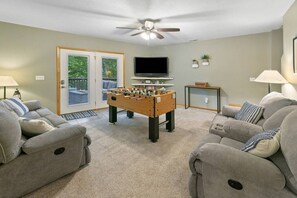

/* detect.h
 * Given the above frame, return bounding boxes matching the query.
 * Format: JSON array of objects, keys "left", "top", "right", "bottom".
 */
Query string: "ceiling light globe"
[
  {"left": 150, "top": 32, "right": 156, "bottom": 39},
  {"left": 141, "top": 32, "right": 150, "bottom": 40}
]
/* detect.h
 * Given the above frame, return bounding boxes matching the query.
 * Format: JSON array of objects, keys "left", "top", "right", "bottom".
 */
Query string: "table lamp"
[
  {"left": 0, "top": 76, "right": 19, "bottom": 99},
  {"left": 254, "top": 70, "right": 288, "bottom": 93}
]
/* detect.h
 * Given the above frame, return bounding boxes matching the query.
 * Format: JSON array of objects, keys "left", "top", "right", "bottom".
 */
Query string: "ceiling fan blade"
[
  {"left": 157, "top": 28, "right": 180, "bottom": 32},
  {"left": 152, "top": 31, "right": 164, "bottom": 39},
  {"left": 116, "top": 27, "right": 138, "bottom": 30},
  {"left": 131, "top": 31, "right": 145, "bottom": 36}
]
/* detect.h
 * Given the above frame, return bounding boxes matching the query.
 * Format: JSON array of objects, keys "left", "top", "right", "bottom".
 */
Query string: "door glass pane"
[
  {"left": 102, "top": 58, "right": 117, "bottom": 101},
  {"left": 68, "top": 55, "right": 89, "bottom": 105}
]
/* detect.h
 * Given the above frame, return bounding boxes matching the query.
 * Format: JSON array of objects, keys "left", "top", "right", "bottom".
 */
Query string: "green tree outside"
[
  {"left": 102, "top": 58, "right": 117, "bottom": 80},
  {"left": 68, "top": 56, "right": 88, "bottom": 78}
]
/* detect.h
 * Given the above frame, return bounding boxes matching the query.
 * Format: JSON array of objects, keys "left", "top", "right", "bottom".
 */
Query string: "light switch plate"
[{"left": 36, "top": 75, "right": 45, "bottom": 80}]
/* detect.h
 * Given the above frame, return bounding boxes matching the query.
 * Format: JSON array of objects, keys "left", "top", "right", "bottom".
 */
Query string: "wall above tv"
[{"left": 134, "top": 57, "right": 168, "bottom": 77}]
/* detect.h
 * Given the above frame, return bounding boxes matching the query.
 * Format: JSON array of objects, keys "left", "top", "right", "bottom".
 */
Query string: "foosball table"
[{"left": 107, "top": 88, "right": 176, "bottom": 142}]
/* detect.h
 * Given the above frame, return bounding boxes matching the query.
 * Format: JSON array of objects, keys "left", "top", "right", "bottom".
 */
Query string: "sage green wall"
[
  {"left": 282, "top": 1, "right": 297, "bottom": 99},
  {"left": 0, "top": 22, "right": 150, "bottom": 112},
  {"left": 0, "top": 21, "right": 283, "bottom": 112},
  {"left": 150, "top": 31, "right": 283, "bottom": 108}
]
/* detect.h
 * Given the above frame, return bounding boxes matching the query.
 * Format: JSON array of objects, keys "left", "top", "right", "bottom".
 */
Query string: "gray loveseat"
[
  {"left": 0, "top": 100, "right": 91, "bottom": 198},
  {"left": 189, "top": 92, "right": 297, "bottom": 197}
]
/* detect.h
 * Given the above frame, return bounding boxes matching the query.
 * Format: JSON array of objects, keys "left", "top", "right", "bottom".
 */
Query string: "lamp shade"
[
  {"left": 254, "top": 70, "right": 288, "bottom": 84},
  {"left": 0, "top": 76, "right": 19, "bottom": 87}
]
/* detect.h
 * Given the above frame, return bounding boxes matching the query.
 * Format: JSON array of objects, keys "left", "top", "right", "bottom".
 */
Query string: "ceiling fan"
[{"left": 116, "top": 19, "right": 180, "bottom": 40}]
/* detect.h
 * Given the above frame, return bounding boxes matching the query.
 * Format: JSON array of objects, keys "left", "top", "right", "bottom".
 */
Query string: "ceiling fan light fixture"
[
  {"left": 144, "top": 20, "right": 154, "bottom": 30},
  {"left": 141, "top": 31, "right": 156, "bottom": 40}
]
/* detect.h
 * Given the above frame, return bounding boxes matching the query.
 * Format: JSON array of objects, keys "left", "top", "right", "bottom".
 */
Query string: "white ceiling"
[{"left": 0, "top": 0, "right": 295, "bottom": 46}]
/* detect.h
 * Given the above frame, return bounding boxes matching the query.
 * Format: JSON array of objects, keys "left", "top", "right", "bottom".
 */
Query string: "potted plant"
[{"left": 201, "top": 54, "right": 211, "bottom": 65}]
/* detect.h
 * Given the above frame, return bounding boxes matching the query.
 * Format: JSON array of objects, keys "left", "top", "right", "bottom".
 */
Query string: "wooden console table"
[{"left": 184, "top": 85, "right": 221, "bottom": 113}]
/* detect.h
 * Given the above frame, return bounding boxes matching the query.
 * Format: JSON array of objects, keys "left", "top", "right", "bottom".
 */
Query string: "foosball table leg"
[
  {"left": 127, "top": 111, "right": 134, "bottom": 118},
  {"left": 149, "top": 117, "right": 159, "bottom": 143},
  {"left": 166, "top": 110, "right": 175, "bottom": 132},
  {"left": 109, "top": 105, "right": 117, "bottom": 123}
]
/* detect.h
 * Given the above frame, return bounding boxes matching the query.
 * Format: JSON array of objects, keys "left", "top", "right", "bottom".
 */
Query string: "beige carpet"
[{"left": 25, "top": 107, "right": 216, "bottom": 198}]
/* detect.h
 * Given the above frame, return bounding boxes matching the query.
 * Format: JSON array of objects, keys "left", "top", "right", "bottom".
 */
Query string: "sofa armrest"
[
  {"left": 198, "top": 143, "right": 285, "bottom": 190},
  {"left": 222, "top": 105, "right": 241, "bottom": 117},
  {"left": 22, "top": 125, "right": 86, "bottom": 154},
  {"left": 223, "top": 120, "right": 263, "bottom": 143},
  {"left": 23, "top": 100, "right": 42, "bottom": 111}
]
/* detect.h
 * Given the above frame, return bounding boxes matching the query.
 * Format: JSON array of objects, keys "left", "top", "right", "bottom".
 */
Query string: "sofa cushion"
[
  {"left": 234, "top": 101, "right": 264, "bottom": 124},
  {"left": 3, "top": 97, "right": 29, "bottom": 116},
  {"left": 23, "top": 100, "right": 42, "bottom": 111},
  {"left": 221, "top": 105, "right": 241, "bottom": 117},
  {"left": 220, "top": 137, "right": 245, "bottom": 150},
  {"left": 263, "top": 105, "right": 297, "bottom": 131},
  {"left": 0, "top": 107, "right": 22, "bottom": 163},
  {"left": 241, "top": 128, "right": 280, "bottom": 158},
  {"left": 19, "top": 118, "right": 55, "bottom": 137},
  {"left": 281, "top": 109, "right": 297, "bottom": 183},
  {"left": 259, "top": 92, "right": 296, "bottom": 119}
]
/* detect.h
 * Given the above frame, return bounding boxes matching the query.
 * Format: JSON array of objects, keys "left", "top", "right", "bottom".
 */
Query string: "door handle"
[{"left": 61, "top": 86, "right": 66, "bottom": 88}]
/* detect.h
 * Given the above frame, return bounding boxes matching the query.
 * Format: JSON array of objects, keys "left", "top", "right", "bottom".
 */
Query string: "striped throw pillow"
[
  {"left": 241, "top": 128, "right": 280, "bottom": 158},
  {"left": 235, "top": 101, "right": 264, "bottom": 124},
  {"left": 3, "top": 97, "right": 29, "bottom": 116}
]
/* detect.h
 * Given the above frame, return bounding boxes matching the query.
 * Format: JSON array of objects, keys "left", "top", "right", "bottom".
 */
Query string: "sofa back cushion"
[
  {"left": 263, "top": 105, "right": 297, "bottom": 131},
  {"left": 259, "top": 92, "right": 296, "bottom": 119},
  {"left": 0, "top": 107, "right": 22, "bottom": 163},
  {"left": 280, "top": 109, "right": 297, "bottom": 183}
]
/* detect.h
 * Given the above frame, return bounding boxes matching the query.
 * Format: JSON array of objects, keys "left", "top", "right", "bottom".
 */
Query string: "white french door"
[
  {"left": 59, "top": 48, "right": 124, "bottom": 114},
  {"left": 95, "top": 53, "right": 124, "bottom": 107}
]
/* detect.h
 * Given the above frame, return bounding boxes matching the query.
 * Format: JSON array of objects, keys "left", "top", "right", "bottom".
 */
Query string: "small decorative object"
[
  {"left": 195, "top": 82, "right": 209, "bottom": 87},
  {"left": 192, "top": 60, "right": 199, "bottom": 68},
  {"left": 201, "top": 54, "right": 211, "bottom": 66},
  {"left": 13, "top": 88, "right": 22, "bottom": 100},
  {"left": 145, "top": 80, "right": 151, "bottom": 84}
]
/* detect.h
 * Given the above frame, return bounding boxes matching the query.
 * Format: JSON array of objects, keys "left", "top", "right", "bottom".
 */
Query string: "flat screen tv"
[{"left": 134, "top": 57, "right": 168, "bottom": 77}]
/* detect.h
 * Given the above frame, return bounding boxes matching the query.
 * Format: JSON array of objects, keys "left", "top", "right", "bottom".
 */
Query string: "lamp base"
[{"left": 3, "top": 86, "right": 6, "bottom": 99}]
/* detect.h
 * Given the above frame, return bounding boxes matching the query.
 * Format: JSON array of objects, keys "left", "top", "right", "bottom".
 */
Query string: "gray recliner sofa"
[
  {"left": 189, "top": 108, "right": 297, "bottom": 198},
  {"left": 0, "top": 100, "right": 91, "bottom": 198},
  {"left": 189, "top": 92, "right": 297, "bottom": 197}
]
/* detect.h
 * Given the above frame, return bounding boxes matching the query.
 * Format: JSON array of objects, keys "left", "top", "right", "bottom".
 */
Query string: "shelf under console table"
[{"left": 184, "top": 85, "right": 221, "bottom": 113}]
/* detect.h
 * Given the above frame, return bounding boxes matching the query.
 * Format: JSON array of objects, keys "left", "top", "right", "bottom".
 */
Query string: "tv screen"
[{"left": 134, "top": 57, "right": 168, "bottom": 77}]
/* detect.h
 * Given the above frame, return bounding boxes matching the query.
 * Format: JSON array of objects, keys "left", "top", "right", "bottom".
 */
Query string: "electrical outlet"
[{"left": 205, "top": 97, "right": 209, "bottom": 104}]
